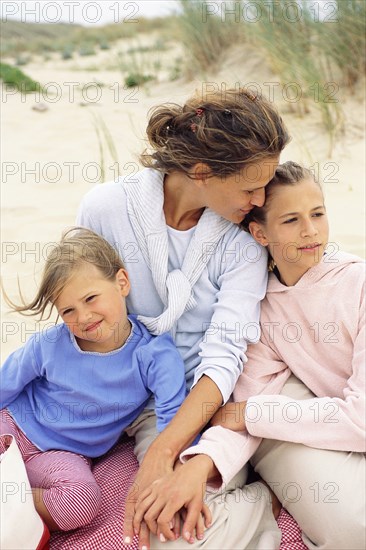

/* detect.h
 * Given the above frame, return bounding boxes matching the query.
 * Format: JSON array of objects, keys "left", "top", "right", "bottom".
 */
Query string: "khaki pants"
[
  {"left": 126, "top": 408, "right": 159, "bottom": 465},
  {"left": 127, "top": 409, "right": 281, "bottom": 550},
  {"left": 251, "top": 375, "right": 366, "bottom": 550}
]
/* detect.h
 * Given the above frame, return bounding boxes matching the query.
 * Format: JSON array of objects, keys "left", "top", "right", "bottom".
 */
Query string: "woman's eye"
[
  {"left": 283, "top": 217, "right": 297, "bottom": 224},
  {"left": 313, "top": 212, "right": 324, "bottom": 217}
]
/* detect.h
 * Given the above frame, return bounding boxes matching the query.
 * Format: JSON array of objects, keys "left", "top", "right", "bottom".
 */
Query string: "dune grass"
[
  {"left": 0, "top": 17, "right": 177, "bottom": 58},
  {"left": 176, "top": 0, "right": 245, "bottom": 76},
  {"left": 91, "top": 113, "right": 120, "bottom": 183},
  {"left": 243, "top": 0, "right": 344, "bottom": 148},
  {"left": 309, "top": 0, "right": 366, "bottom": 91},
  {"left": 175, "top": 0, "right": 365, "bottom": 147},
  {"left": 1, "top": 1, "right": 364, "bottom": 148}
]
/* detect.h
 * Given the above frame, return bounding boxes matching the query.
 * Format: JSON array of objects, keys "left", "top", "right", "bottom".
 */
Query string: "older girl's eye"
[{"left": 86, "top": 295, "right": 96, "bottom": 302}]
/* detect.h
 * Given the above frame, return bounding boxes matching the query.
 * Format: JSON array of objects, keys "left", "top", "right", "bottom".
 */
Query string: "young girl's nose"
[{"left": 78, "top": 308, "right": 93, "bottom": 323}]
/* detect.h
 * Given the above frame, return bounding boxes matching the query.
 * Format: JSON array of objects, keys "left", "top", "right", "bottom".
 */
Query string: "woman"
[{"left": 77, "top": 87, "right": 290, "bottom": 549}]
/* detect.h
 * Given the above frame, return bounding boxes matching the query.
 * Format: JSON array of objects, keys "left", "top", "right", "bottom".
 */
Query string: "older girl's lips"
[{"left": 298, "top": 243, "right": 321, "bottom": 251}]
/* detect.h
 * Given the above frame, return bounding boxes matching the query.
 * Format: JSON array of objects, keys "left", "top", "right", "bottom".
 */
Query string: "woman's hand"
[
  {"left": 123, "top": 376, "right": 222, "bottom": 548},
  {"left": 210, "top": 401, "right": 247, "bottom": 431},
  {"left": 123, "top": 444, "right": 175, "bottom": 549},
  {"left": 133, "top": 455, "right": 213, "bottom": 544}
]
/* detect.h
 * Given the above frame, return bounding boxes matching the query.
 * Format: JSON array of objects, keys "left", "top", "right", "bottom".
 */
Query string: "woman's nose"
[{"left": 250, "top": 188, "right": 265, "bottom": 207}]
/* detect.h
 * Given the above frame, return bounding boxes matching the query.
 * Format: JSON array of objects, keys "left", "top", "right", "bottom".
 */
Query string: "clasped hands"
[
  {"left": 123, "top": 400, "right": 246, "bottom": 549},
  {"left": 123, "top": 454, "right": 213, "bottom": 549}
]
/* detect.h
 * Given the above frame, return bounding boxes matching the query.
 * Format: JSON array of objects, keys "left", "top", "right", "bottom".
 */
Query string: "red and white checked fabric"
[
  {"left": 50, "top": 437, "right": 308, "bottom": 550},
  {"left": 277, "top": 508, "right": 308, "bottom": 550}
]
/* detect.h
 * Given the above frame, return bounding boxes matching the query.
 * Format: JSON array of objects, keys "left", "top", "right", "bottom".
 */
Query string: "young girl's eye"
[{"left": 62, "top": 308, "right": 73, "bottom": 316}]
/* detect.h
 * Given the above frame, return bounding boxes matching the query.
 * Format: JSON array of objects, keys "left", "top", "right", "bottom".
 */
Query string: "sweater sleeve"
[
  {"left": 76, "top": 185, "right": 106, "bottom": 234},
  {"left": 140, "top": 333, "right": 187, "bottom": 432},
  {"left": 0, "top": 336, "right": 41, "bottom": 408},
  {"left": 246, "top": 289, "right": 366, "bottom": 452},
  {"left": 180, "top": 426, "right": 262, "bottom": 489},
  {"left": 180, "top": 340, "right": 292, "bottom": 487},
  {"left": 192, "top": 231, "right": 268, "bottom": 404}
]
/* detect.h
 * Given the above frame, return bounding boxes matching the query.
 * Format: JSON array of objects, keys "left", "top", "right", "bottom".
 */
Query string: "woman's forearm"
[{"left": 149, "top": 375, "right": 223, "bottom": 460}]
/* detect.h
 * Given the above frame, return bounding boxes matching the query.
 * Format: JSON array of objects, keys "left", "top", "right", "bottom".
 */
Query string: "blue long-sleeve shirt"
[{"left": 0, "top": 316, "right": 186, "bottom": 457}]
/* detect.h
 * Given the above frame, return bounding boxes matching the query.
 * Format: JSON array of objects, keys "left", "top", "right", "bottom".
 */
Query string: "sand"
[{"left": 1, "top": 35, "right": 365, "bottom": 359}]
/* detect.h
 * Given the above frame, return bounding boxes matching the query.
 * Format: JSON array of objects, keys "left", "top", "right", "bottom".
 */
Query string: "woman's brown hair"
[{"left": 140, "top": 87, "right": 290, "bottom": 177}]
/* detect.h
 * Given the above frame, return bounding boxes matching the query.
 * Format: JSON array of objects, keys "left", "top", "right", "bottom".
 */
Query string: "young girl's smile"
[
  {"left": 251, "top": 177, "right": 329, "bottom": 286},
  {"left": 55, "top": 264, "right": 131, "bottom": 353}
]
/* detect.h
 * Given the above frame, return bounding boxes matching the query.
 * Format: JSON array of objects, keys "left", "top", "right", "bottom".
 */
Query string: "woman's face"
[
  {"left": 251, "top": 177, "right": 329, "bottom": 286},
  {"left": 203, "top": 157, "right": 279, "bottom": 224}
]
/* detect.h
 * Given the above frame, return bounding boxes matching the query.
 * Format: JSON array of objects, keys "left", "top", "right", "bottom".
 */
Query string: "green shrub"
[
  {"left": 0, "top": 62, "right": 41, "bottom": 93},
  {"left": 15, "top": 55, "right": 31, "bottom": 66},
  {"left": 124, "top": 72, "right": 154, "bottom": 88},
  {"left": 169, "top": 58, "right": 183, "bottom": 81},
  {"left": 99, "top": 41, "right": 110, "bottom": 50},
  {"left": 78, "top": 43, "right": 96, "bottom": 56}
]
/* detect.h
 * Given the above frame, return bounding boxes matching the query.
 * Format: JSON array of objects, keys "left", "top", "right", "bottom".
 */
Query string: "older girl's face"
[
  {"left": 203, "top": 157, "right": 279, "bottom": 224},
  {"left": 250, "top": 177, "right": 329, "bottom": 286}
]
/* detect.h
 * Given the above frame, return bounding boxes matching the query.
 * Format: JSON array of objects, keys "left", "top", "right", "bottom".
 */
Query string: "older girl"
[{"left": 154, "top": 161, "right": 364, "bottom": 549}]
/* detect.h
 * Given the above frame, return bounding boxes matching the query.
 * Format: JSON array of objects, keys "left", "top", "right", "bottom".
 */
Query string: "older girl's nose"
[{"left": 301, "top": 218, "right": 318, "bottom": 236}]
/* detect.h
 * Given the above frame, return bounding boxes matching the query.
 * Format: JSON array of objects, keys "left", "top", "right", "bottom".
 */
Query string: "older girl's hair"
[
  {"left": 140, "top": 87, "right": 290, "bottom": 176},
  {"left": 5, "top": 227, "right": 125, "bottom": 320},
  {"left": 242, "top": 161, "right": 317, "bottom": 231}
]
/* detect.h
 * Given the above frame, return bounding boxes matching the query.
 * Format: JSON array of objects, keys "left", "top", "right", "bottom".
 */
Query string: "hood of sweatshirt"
[{"left": 267, "top": 251, "right": 365, "bottom": 293}]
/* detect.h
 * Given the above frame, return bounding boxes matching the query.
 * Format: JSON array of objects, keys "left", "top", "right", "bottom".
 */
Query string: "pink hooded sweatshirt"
[{"left": 181, "top": 251, "right": 365, "bottom": 487}]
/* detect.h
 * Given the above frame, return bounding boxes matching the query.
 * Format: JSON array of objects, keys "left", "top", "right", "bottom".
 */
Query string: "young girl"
[
  {"left": 151, "top": 161, "right": 364, "bottom": 549},
  {"left": 77, "top": 87, "right": 290, "bottom": 549},
  {"left": 0, "top": 227, "right": 187, "bottom": 533}
]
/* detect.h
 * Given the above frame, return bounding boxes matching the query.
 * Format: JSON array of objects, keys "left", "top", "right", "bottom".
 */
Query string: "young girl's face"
[
  {"left": 250, "top": 177, "right": 329, "bottom": 286},
  {"left": 54, "top": 263, "right": 131, "bottom": 353}
]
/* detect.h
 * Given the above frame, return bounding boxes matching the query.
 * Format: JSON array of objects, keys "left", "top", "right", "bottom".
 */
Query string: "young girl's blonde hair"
[{"left": 5, "top": 227, "right": 125, "bottom": 320}]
